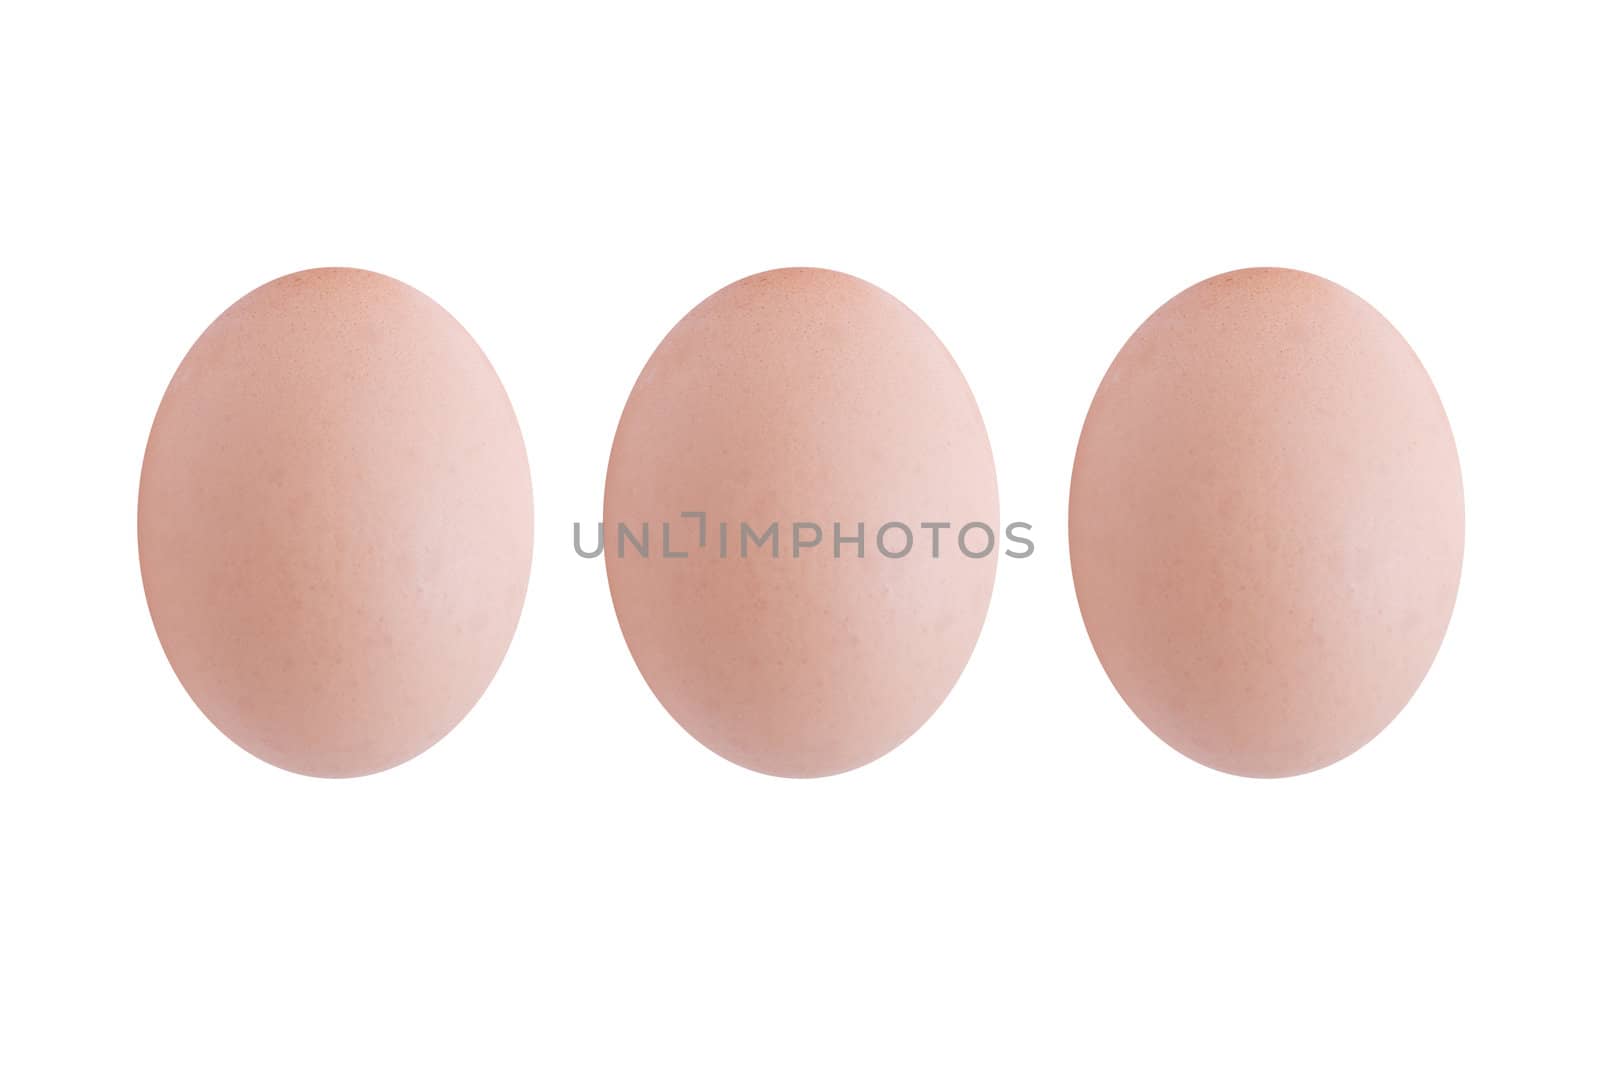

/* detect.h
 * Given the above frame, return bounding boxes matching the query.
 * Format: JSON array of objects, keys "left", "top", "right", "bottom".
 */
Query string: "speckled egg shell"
[
  {"left": 139, "top": 268, "right": 533, "bottom": 777},
  {"left": 604, "top": 268, "right": 999, "bottom": 778},
  {"left": 1070, "top": 267, "right": 1463, "bottom": 777}
]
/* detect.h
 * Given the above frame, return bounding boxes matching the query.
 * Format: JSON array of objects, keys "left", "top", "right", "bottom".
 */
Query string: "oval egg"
[
  {"left": 139, "top": 268, "right": 533, "bottom": 777},
  {"left": 604, "top": 268, "right": 998, "bottom": 778},
  {"left": 1069, "top": 267, "right": 1464, "bottom": 777}
]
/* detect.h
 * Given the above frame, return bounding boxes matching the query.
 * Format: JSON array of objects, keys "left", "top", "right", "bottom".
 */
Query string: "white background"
[{"left": 3, "top": 3, "right": 1596, "bottom": 1067}]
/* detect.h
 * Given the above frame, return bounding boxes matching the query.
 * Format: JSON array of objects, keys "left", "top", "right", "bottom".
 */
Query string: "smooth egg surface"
[
  {"left": 605, "top": 268, "right": 999, "bottom": 778},
  {"left": 1070, "top": 268, "right": 1463, "bottom": 777},
  {"left": 139, "top": 268, "right": 533, "bottom": 777}
]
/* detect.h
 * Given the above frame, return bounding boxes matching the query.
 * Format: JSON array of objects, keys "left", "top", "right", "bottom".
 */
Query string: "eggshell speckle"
[
  {"left": 1069, "top": 268, "right": 1463, "bottom": 777},
  {"left": 139, "top": 268, "right": 533, "bottom": 777},
  {"left": 604, "top": 268, "right": 998, "bottom": 778}
]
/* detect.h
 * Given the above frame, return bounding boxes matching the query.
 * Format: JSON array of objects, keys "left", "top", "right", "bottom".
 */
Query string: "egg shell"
[
  {"left": 1069, "top": 267, "right": 1464, "bottom": 777},
  {"left": 604, "top": 268, "right": 998, "bottom": 778},
  {"left": 139, "top": 268, "right": 533, "bottom": 777}
]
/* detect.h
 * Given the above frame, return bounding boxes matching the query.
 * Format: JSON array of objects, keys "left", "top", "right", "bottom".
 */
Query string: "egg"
[
  {"left": 604, "top": 268, "right": 998, "bottom": 777},
  {"left": 139, "top": 268, "right": 533, "bottom": 777},
  {"left": 1069, "top": 268, "right": 1464, "bottom": 777}
]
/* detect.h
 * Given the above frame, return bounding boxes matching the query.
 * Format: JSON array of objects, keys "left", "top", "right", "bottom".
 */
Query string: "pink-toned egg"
[
  {"left": 605, "top": 268, "right": 998, "bottom": 778},
  {"left": 1070, "top": 268, "right": 1463, "bottom": 777},
  {"left": 139, "top": 268, "right": 532, "bottom": 777}
]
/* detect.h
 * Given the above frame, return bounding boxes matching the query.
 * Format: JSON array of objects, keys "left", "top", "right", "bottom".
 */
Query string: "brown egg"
[
  {"left": 139, "top": 268, "right": 533, "bottom": 777},
  {"left": 605, "top": 268, "right": 999, "bottom": 778},
  {"left": 1070, "top": 268, "right": 1463, "bottom": 777}
]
